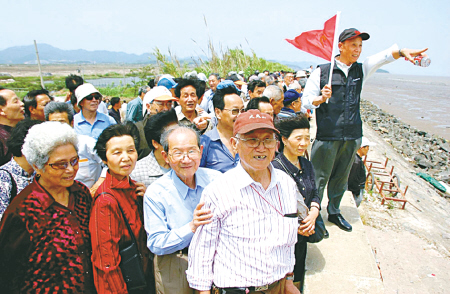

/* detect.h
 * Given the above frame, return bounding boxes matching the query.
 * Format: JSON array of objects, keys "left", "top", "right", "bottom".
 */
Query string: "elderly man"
[
  {"left": 131, "top": 109, "right": 178, "bottom": 187},
  {"left": 44, "top": 101, "right": 103, "bottom": 189},
  {"left": 200, "top": 85, "right": 243, "bottom": 173},
  {"left": 23, "top": 89, "right": 52, "bottom": 121},
  {"left": 262, "top": 85, "right": 284, "bottom": 116},
  {"left": 144, "top": 125, "right": 221, "bottom": 294},
  {"left": 199, "top": 73, "right": 220, "bottom": 114},
  {"left": 126, "top": 85, "right": 150, "bottom": 123},
  {"left": 277, "top": 89, "right": 304, "bottom": 119},
  {"left": 303, "top": 28, "right": 427, "bottom": 233},
  {"left": 0, "top": 87, "right": 25, "bottom": 166},
  {"left": 186, "top": 109, "right": 306, "bottom": 294},
  {"left": 73, "top": 83, "right": 116, "bottom": 140},
  {"left": 175, "top": 79, "right": 211, "bottom": 134},
  {"left": 136, "top": 86, "right": 178, "bottom": 158},
  {"left": 282, "top": 72, "right": 295, "bottom": 92}
]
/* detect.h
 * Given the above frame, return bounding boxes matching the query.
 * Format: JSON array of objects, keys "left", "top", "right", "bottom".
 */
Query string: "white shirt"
[
  {"left": 186, "top": 163, "right": 307, "bottom": 291},
  {"left": 98, "top": 101, "right": 108, "bottom": 114},
  {"left": 302, "top": 44, "right": 398, "bottom": 109}
]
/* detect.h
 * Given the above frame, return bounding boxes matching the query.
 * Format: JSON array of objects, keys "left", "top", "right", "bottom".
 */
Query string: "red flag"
[{"left": 286, "top": 15, "right": 337, "bottom": 61}]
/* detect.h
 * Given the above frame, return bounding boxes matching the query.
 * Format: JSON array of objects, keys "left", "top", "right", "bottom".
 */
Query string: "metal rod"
[{"left": 34, "top": 40, "right": 45, "bottom": 89}]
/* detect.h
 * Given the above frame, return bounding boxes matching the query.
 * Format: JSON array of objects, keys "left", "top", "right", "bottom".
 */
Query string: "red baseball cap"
[{"left": 233, "top": 109, "right": 279, "bottom": 136}]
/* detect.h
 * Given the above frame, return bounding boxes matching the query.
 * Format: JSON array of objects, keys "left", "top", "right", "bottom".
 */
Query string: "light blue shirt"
[
  {"left": 73, "top": 111, "right": 116, "bottom": 140},
  {"left": 144, "top": 167, "right": 221, "bottom": 255},
  {"left": 200, "top": 128, "right": 239, "bottom": 173},
  {"left": 199, "top": 89, "right": 215, "bottom": 114},
  {"left": 75, "top": 135, "right": 103, "bottom": 188}
]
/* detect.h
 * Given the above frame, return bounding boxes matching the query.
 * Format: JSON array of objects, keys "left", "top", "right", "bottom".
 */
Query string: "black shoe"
[
  {"left": 328, "top": 214, "right": 352, "bottom": 232},
  {"left": 323, "top": 228, "right": 329, "bottom": 239}
]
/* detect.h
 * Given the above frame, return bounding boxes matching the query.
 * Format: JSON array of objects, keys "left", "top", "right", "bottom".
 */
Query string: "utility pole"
[{"left": 34, "top": 40, "right": 45, "bottom": 89}]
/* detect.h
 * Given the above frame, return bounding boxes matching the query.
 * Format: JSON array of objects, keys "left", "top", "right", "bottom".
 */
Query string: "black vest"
[{"left": 316, "top": 62, "right": 363, "bottom": 141}]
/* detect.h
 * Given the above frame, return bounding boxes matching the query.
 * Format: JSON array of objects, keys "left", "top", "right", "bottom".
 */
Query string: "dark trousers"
[
  {"left": 293, "top": 237, "right": 307, "bottom": 292},
  {"left": 311, "top": 138, "right": 362, "bottom": 214}
]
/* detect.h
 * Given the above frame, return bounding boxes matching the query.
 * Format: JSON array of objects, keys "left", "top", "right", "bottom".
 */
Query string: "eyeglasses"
[
  {"left": 154, "top": 101, "right": 173, "bottom": 107},
  {"left": 237, "top": 137, "right": 278, "bottom": 148},
  {"left": 47, "top": 156, "right": 79, "bottom": 170},
  {"left": 84, "top": 94, "right": 102, "bottom": 101},
  {"left": 223, "top": 108, "right": 245, "bottom": 115},
  {"left": 168, "top": 149, "right": 201, "bottom": 161}
]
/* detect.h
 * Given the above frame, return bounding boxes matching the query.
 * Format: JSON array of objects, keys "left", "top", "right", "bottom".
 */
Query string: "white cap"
[
  {"left": 361, "top": 137, "right": 376, "bottom": 148},
  {"left": 197, "top": 73, "right": 207, "bottom": 82},
  {"left": 75, "top": 83, "right": 101, "bottom": 105},
  {"left": 142, "top": 86, "right": 178, "bottom": 116},
  {"left": 296, "top": 70, "right": 307, "bottom": 78}
]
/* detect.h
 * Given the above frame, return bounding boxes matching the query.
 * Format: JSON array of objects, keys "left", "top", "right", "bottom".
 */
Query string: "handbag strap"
[
  {"left": 274, "top": 157, "right": 307, "bottom": 199},
  {"left": 0, "top": 168, "right": 17, "bottom": 201},
  {"left": 97, "top": 192, "right": 138, "bottom": 245}
]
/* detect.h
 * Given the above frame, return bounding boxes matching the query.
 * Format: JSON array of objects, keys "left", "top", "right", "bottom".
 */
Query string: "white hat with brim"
[{"left": 75, "top": 83, "right": 101, "bottom": 105}]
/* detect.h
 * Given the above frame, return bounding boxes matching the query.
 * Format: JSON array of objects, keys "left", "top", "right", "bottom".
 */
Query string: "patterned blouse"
[
  {"left": 0, "top": 178, "right": 95, "bottom": 293},
  {"left": 0, "top": 158, "right": 34, "bottom": 220}
]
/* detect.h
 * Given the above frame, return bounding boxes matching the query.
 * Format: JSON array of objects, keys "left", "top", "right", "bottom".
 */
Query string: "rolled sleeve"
[{"left": 144, "top": 191, "right": 194, "bottom": 256}]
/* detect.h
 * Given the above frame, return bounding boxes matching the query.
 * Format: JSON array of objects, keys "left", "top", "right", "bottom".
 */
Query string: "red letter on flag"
[{"left": 286, "top": 15, "right": 337, "bottom": 61}]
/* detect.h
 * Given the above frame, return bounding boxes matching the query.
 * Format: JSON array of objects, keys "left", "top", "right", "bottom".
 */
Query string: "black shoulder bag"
[
  {"left": 98, "top": 192, "right": 147, "bottom": 290},
  {"left": 273, "top": 158, "right": 325, "bottom": 243}
]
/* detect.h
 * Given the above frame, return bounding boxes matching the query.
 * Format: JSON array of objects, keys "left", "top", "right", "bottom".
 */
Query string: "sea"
[{"left": 361, "top": 73, "right": 450, "bottom": 141}]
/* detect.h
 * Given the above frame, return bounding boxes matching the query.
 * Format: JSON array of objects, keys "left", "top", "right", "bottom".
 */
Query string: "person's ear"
[
  {"left": 215, "top": 108, "right": 222, "bottom": 120},
  {"left": 161, "top": 150, "right": 169, "bottom": 164},
  {"left": 230, "top": 137, "right": 238, "bottom": 153},
  {"left": 152, "top": 140, "right": 160, "bottom": 150}
]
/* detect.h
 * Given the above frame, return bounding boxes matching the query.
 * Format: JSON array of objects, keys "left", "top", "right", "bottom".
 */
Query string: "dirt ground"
[{"left": 359, "top": 124, "right": 450, "bottom": 293}]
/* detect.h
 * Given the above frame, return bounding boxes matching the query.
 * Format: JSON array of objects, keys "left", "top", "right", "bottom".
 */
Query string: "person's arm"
[
  {"left": 0, "top": 208, "right": 30, "bottom": 290},
  {"left": 125, "top": 101, "right": 137, "bottom": 122},
  {"left": 0, "top": 172, "right": 13, "bottom": 218},
  {"left": 186, "top": 189, "right": 221, "bottom": 291},
  {"left": 302, "top": 67, "right": 331, "bottom": 109},
  {"left": 144, "top": 189, "right": 195, "bottom": 255},
  {"left": 90, "top": 194, "right": 128, "bottom": 293}
]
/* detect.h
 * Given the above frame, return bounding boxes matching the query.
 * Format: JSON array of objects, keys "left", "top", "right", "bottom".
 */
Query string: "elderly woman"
[
  {"left": 0, "top": 119, "right": 41, "bottom": 219},
  {"left": 0, "top": 121, "right": 95, "bottom": 293},
  {"left": 91, "top": 122, "right": 153, "bottom": 293},
  {"left": 272, "top": 115, "right": 321, "bottom": 292}
]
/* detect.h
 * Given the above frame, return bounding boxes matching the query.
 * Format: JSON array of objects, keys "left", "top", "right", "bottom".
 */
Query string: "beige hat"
[
  {"left": 296, "top": 70, "right": 307, "bottom": 78},
  {"left": 142, "top": 86, "right": 178, "bottom": 116},
  {"left": 75, "top": 83, "right": 101, "bottom": 105}
]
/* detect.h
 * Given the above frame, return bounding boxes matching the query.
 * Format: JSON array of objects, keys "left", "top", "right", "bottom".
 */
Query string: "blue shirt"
[
  {"left": 126, "top": 97, "right": 143, "bottom": 123},
  {"left": 73, "top": 111, "right": 116, "bottom": 140},
  {"left": 144, "top": 167, "right": 221, "bottom": 255},
  {"left": 199, "top": 89, "right": 215, "bottom": 114},
  {"left": 200, "top": 128, "right": 239, "bottom": 173}
]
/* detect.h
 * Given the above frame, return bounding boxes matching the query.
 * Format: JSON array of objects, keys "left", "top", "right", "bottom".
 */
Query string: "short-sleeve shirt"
[
  {"left": 73, "top": 111, "right": 116, "bottom": 140},
  {"left": 200, "top": 128, "right": 239, "bottom": 173}
]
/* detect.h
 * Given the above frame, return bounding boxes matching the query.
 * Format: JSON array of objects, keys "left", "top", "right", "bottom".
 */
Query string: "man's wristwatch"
[
  {"left": 398, "top": 49, "right": 404, "bottom": 57},
  {"left": 286, "top": 272, "right": 294, "bottom": 281}
]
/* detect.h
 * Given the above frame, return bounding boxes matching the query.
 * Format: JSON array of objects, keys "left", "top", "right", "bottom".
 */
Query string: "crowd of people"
[{"left": 0, "top": 28, "right": 427, "bottom": 293}]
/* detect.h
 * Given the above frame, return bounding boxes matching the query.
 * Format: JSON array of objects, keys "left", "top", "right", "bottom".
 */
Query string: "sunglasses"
[{"left": 84, "top": 94, "right": 102, "bottom": 101}]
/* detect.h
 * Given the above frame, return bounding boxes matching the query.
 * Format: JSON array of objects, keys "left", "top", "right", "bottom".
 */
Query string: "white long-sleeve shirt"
[
  {"left": 186, "top": 163, "right": 308, "bottom": 291},
  {"left": 302, "top": 44, "right": 398, "bottom": 109}
]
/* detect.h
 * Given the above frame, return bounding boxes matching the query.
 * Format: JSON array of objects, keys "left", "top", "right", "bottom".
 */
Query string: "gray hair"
[
  {"left": 263, "top": 85, "right": 283, "bottom": 101},
  {"left": 22, "top": 121, "right": 78, "bottom": 170},
  {"left": 160, "top": 125, "right": 200, "bottom": 153},
  {"left": 44, "top": 101, "right": 74, "bottom": 123},
  {"left": 288, "top": 81, "right": 301, "bottom": 91},
  {"left": 138, "top": 86, "right": 150, "bottom": 96}
]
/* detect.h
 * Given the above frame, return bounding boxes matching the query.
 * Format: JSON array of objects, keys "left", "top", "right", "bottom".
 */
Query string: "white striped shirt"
[{"left": 186, "top": 163, "right": 304, "bottom": 291}]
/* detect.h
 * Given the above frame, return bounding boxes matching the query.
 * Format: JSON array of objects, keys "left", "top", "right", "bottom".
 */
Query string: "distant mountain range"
[
  {"left": 0, "top": 44, "right": 389, "bottom": 74},
  {"left": 0, "top": 44, "right": 155, "bottom": 64}
]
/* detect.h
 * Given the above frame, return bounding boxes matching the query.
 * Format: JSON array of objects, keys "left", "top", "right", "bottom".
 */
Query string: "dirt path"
[{"left": 360, "top": 124, "right": 450, "bottom": 293}]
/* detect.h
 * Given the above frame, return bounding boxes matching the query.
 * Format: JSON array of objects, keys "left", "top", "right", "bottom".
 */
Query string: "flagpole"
[{"left": 326, "top": 11, "right": 341, "bottom": 103}]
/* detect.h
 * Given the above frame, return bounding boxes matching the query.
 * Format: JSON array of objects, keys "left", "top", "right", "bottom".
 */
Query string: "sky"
[{"left": 3, "top": 0, "right": 450, "bottom": 76}]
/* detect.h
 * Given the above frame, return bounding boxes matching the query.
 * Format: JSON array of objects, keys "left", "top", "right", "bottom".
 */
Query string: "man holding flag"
[{"left": 291, "top": 21, "right": 426, "bottom": 234}]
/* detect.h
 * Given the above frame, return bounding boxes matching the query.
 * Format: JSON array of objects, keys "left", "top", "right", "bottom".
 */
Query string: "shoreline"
[{"left": 361, "top": 98, "right": 450, "bottom": 187}]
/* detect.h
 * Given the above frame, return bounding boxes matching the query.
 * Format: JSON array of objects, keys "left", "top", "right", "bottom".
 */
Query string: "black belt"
[
  {"left": 179, "top": 247, "right": 189, "bottom": 255},
  {"left": 214, "top": 279, "right": 280, "bottom": 293}
]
